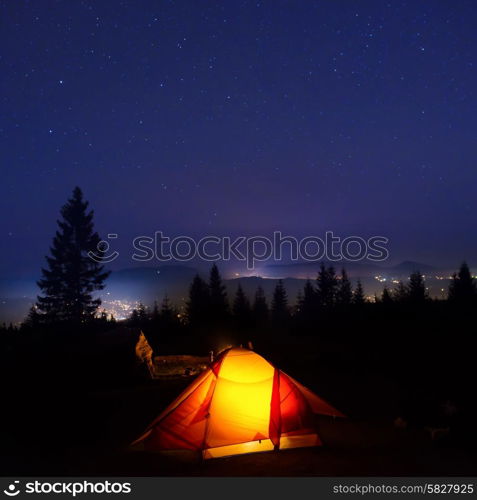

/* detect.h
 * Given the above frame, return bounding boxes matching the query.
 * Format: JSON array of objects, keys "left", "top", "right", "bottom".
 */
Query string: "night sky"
[{"left": 2, "top": 0, "right": 477, "bottom": 280}]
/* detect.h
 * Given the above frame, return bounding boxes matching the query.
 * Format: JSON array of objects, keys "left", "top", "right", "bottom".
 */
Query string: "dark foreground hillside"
[{"left": 0, "top": 307, "right": 476, "bottom": 476}]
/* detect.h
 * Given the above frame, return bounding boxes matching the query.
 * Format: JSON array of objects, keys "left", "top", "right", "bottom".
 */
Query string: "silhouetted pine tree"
[
  {"left": 159, "top": 295, "right": 180, "bottom": 333},
  {"left": 271, "top": 279, "right": 289, "bottom": 324},
  {"left": 129, "top": 308, "right": 140, "bottom": 326},
  {"left": 408, "top": 271, "right": 428, "bottom": 304},
  {"left": 316, "top": 264, "right": 338, "bottom": 309},
  {"left": 353, "top": 280, "right": 366, "bottom": 305},
  {"left": 233, "top": 284, "right": 251, "bottom": 329},
  {"left": 150, "top": 300, "right": 160, "bottom": 327},
  {"left": 297, "top": 279, "right": 317, "bottom": 323},
  {"left": 137, "top": 302, "right": 148, "bottom": 323},
  {"left": 448, "top": 262, "right": 477, "bottom": 304},
  {"left": 36, "top": 187, "right": 110, "bottom": 325},
  {"left": 252, "top": 286, "right": 269, "bottom": 326},
  {"left": 295, "top": 290, "right": 303, "bottom": 314},
  {"left": 393, "top": 281, "right": 408, "bottom": 303},
  {"left": 186, "top": 274, "right": 210, "bottom": 327},
  {"left": 22, "top": 306, "right": 41, "bottom": 330},
  {"left": 160, "top": 295, "right": 173, "bottom": 316},
  {"left": 209, "top": 264, "right": 229, "bottom": 321},
  {"left": 336, "top": 269, "right": 353, "bottom": 307},
  {"left": 381, "top": 286, "right": 393, "bottom": 305},
  {"left": 99, "top": 309, "right": 108, "bottom": 324}
]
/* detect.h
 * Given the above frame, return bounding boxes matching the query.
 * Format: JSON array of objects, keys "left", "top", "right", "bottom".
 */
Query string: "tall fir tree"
[
  {"left": 186, "top": 274, "right": 210, "bottom": 327},
  {"left": 408, "top": 270, "right": 428, "bottom": 304},
  {"left": 151, "top": 300, "right": 160, "bottom": 323},
  {"left": 36, "top": 187, "right": 110, "bottom": 325},
  {"left": 232, "top": 284, "right": 251, "bottom": 328},
  {"left": 352, "top": 279, "right": 366, "bottom": 305},
  {"left": 448, "top": 262, "right": 477, "bottom": 304},
  {"left": 336, "top": 269, "right": 353, "bottom": 306},
  {"left": 271, "top": 279, "right": 289, "bottom": 324},
  {"left": 297, "top": 279, "right": 317, "bottom": 322},
  {"left": 160, "top": 295, "right": 174, "bottom": 318},
  {"left": 129, "top": 308, "right": 140, "bottom": 326},
  {"left": 381, "top": 285, "right": 393, "bottom": 305},
  {"left": 252, "top": 286, "right": 269, "bottom": 326},
  {"left": 137, "top": 302, "right": 149, "bottom": 322},
  {"left": 295, "top": 290, "right": 303, "bottom": 315},
  {"left": 159, "top": 295, "right": 180, "bottom": 333},
  {"left": 208, "top": 263, "right": 229, "bottom": 320},
  {"left": 393, "top": 281, "right": 408, "bottom": 303},
  {"left": 98, "top": 309, "right": 108, "bottom": 324},
  {"left": 316, "top": 263, "right": 338, "bottom": 308},
  {"left": 22, "top": 306, "right": 41, "bottom": 330}
]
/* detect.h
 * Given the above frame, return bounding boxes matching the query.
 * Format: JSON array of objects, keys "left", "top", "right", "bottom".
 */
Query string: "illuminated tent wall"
[{"left": 132, "top": 347, "right": 344, "bottom": 459}]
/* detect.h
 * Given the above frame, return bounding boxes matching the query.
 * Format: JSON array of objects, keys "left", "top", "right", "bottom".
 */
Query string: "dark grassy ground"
[
  {"left": 58, "top": 392, "right": 477, "bottom": 477},
  {"left": 0, "top": 326, "right": 476, "bottom": 476},
  {"left": 4, "top": 381, "right": 475, "bottom": 477}
]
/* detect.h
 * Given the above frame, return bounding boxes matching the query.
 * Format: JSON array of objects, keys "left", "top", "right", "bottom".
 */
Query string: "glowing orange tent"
[{"left": 133, "top": 347, "right": 343, "bottom": 459}]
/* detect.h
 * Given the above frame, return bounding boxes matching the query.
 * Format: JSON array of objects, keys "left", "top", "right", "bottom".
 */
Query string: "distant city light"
[{"left": 100, "top": 299, "right": 140, "bottom": 320}]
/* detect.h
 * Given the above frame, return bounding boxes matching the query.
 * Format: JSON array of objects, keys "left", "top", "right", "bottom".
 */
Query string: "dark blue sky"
[{"left": 1, "top": 0, "right": 477, "bottom": 278}]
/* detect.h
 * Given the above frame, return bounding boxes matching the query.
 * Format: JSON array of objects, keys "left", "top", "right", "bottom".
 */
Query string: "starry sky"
[{"left": 1, "top": 0, "right": 477, "bottom": 280}]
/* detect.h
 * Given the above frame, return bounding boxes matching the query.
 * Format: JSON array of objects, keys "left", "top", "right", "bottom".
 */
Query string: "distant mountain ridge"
[
  {"left": 262, "top": 260, "right": 436, "bottom": 278},
  {"left": 389, "top": 261, "right": 436, "bottom": 273}
]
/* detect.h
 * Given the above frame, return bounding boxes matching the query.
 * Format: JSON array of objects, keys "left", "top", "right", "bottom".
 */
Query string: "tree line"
[
  {"left": 121, "top": 261, "right": 476, "bottom": 335},
  {"left": 2, "top": 187, "right": 475, "bottom": 335}
]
